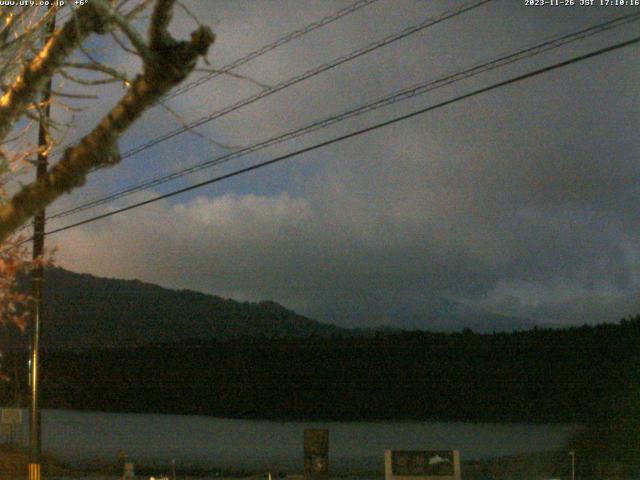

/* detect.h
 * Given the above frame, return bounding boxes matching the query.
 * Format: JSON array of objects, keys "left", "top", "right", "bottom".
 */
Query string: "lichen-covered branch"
[
  {"left": 0, "top": 0, "right": 215, "bottom": 244},
  {"left": 149, "top": 0, "right": 175, "bottom": 50},
  {"left": 0, "top": 3, "right": 110, "bottom": 144}
]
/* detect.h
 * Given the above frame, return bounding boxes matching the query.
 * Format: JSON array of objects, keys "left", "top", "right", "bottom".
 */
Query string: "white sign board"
[{"left": 385, "top": 450, "right": 461, "bottom": 480}]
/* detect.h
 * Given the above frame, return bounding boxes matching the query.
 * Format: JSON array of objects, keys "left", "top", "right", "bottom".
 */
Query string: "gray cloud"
[{"left": 44, "top": 0, "right": 640, "bottom": 330}]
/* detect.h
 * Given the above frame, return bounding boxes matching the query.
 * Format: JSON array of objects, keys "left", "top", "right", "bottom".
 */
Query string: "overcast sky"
[{"left": 36, "top": 0, "right": 640, "bottom": 330}]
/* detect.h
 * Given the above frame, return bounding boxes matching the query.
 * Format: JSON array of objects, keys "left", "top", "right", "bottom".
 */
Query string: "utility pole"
[{"left": 29, "top": 7, "right": 56, "bottom": 480}]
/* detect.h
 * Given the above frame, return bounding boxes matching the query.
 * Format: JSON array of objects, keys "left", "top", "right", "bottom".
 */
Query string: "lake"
[{"left": 12, "top": 409, "right": 578, "bottom": 475}]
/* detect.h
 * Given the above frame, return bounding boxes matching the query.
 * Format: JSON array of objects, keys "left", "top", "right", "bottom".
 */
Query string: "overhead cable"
[
  {"left": 46, "top": 0, "right": 382, "bottom": 158},
  {"left": 48, "top": 11, "right": 640, "bottom": 221},
  {"left": 36, "top": 35, "right": 640, "bottom": 240},
  {"left": 111, "top": 0, "right": 493, "bottom": 161}
]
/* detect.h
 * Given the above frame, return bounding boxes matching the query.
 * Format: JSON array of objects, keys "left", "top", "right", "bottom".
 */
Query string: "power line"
[
  {"left": 37, "top": 35, "right": 640, "bottom": 240},
  {"left": 37, "top": 0, "right": 493, "bottom": 231},
  {"left": 47, "top": 0, "right": 492, "bottom": 218},
  {"left": 5, "top": 0, "right": 382, "bottom": 238},
  {"left": 48, "top": 12, "right": 640, "bottom": 221},
  {"left": 109, "top": 0, "right": 493, "bottom": 161},
  {"left": 165, "top": 0, "right": 382, "bottom": 102},
  {"left": 47, "top": 0, "right": 380, "bottom": 158}
]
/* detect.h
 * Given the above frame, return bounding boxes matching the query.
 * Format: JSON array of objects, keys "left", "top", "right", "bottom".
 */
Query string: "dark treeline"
[{"left": 3, "top": 316, "right": 640, "bottom": 424}]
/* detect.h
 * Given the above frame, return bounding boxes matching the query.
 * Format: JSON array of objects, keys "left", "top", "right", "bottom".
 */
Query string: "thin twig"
[
  {"left": 51, "top": 89, "right": 100, "bottom": 99},
  {"left": 59, "top": 68, "right": 123, "bottom": 86},
  {"left": 158, "top": 100, "right": 241, "bottom": 150},
  {"left": 110, "top": 30, "right": 139, "bottom": 57},
  {"left": 194, "top": 67, "right": 271, "bottom": 90},
  {"left": 177, "top": 1, "right": 201, "bottom": 26},
  {"left": 125, "top": 0, "right": 155, "bottom": 20},
  {"left": 92, "top": 0, "right": 156, "bottom": 64},
  {"left": 62, "top": 61, "right": 131, "bottom": 83}
]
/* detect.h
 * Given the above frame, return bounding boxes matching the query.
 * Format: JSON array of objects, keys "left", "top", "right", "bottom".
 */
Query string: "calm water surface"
[{"left": 21, "top": 409, "right": 577, "bottom": 475}]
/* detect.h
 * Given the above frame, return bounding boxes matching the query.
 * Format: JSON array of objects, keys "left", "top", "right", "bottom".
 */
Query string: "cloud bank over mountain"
[{"left": 47, "top": 1, "right": 639, "bottom": 329}]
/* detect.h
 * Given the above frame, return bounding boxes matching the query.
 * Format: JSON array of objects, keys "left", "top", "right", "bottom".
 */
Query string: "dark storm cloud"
[{"left": 51, "top": 0, "right": 639, "bottom": 329}]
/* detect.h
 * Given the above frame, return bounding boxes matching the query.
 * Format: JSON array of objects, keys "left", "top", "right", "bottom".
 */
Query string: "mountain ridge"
[
  {"left": 6, "top": 267, "right": 535, "bottom": 352},
  {"left": 9, "top": 267, "right": 349, "bottom": 352}
]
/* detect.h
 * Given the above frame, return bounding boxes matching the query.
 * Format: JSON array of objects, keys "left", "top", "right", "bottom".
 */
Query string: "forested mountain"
[
  {"left": 7, "top": 268, "right": 349, "bottom": 351},
  {"left": 2, "top": 316, "right": 637, "bottom": 425},
  {"left": 3, "top": 267, "right": 638, "bottom": 426},
  {"left": 5, "top": 267, "right": 534, "bottom": 351}
]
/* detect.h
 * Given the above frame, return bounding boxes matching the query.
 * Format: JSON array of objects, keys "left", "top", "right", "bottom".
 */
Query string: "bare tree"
[{"left": 0, "top": 0, "right": 214, "bottom": 243}]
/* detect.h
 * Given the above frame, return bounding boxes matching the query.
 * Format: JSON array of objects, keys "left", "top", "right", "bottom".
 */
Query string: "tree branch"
[
  {"left": 0, "top": 2, "right": 214, "bottom": 243},
  {"left": 0, "top": 3, "right": 110, "bottom": 144},
  {"left": 149, "top": 0, "right": 175, "bottom": 50},
  {"left": 92, "top": 0, "right": 156, "bottom": 64}
]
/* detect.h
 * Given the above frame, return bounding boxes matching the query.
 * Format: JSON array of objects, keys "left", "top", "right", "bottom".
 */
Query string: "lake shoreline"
[
  {"left": 28, "top": 450, "right": 572, "bottom": 480},
  {"left": 34, "top": 406, "right": 582, "bottom": 426},
  {"left": 4, "top": 409, "right": 578, "bottom": 477}
]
